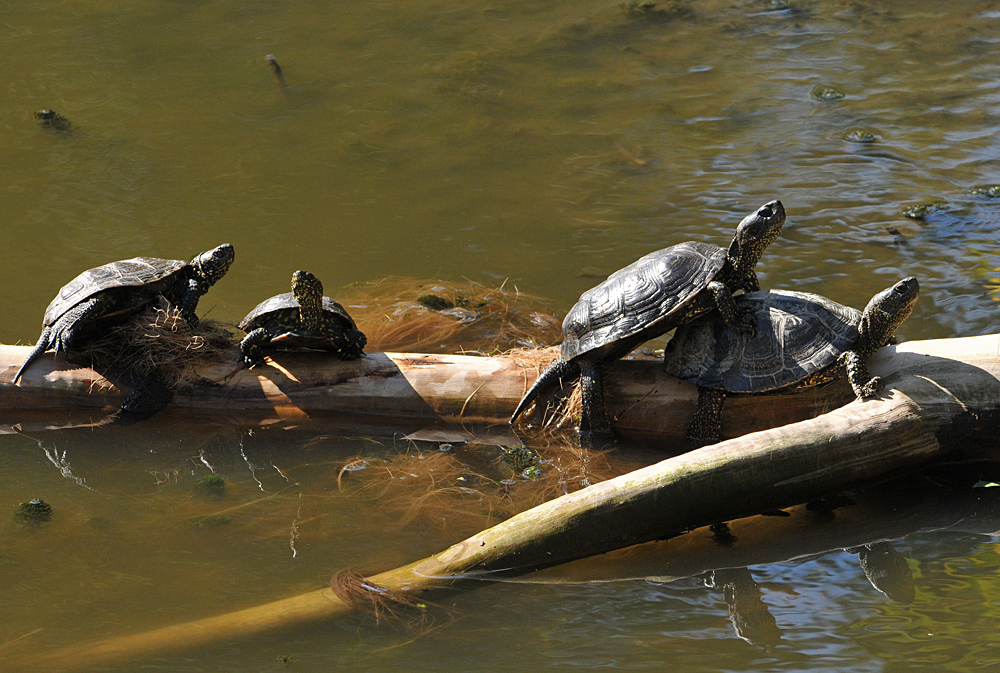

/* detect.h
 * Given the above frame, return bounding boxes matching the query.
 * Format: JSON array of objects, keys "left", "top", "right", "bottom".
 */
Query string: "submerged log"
[{"left": 8, "top": 334, "right": 1000, "bottom": 672}]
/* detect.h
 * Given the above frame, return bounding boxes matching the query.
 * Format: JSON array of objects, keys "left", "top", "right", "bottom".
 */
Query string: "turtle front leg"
[
  {"left": 239, "top": 328, "right": 271, "bottom": 368},
  {"left": 177, "top": 278, "right": 202, "bottom": 326},
  {"left": 578, "top": 360, "right": 613, "bottom": 439},
  {"left": 338, "top": 329, "right": 368, "bottom": 360},
  {"left": 687, "top": 386, "right": 726, "bottom": 442},
  {"left": 840, "top": 350, "right": 881, "bottom": 399},
  {"left": 708, "top": 281, "right": 755, "bottom": 336}
]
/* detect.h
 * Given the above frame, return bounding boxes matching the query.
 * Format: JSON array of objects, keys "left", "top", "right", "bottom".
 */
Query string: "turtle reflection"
[
  {"left": 847, "top": 541, "right": 915, "bottom": 604},
  {"left": 702, "top": 567, "right": 781, "bottom": 651}
]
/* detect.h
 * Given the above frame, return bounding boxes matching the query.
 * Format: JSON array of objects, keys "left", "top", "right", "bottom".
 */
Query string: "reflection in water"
[
  {"left": 703, "top": 567, "right": 781, "bottom": 651},
  {"left": 849, "top": 541, "right": 916, "bottom": 604}
]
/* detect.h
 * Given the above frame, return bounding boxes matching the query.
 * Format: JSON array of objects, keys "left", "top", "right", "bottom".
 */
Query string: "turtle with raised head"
[
  {"left": 239, "top": 270, "right": 367, "bottom": 368},
  {"left": 509, "top": 200, "right": 786, "bottom": 439},
  {"left": 662, "top": 277, "right": 919, "bottom": 442},
  {"left": 14, "top": 244, "right": 236, "bottom": 385}
]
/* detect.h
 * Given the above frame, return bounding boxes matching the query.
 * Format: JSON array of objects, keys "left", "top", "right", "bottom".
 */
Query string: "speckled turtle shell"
[
  {"left": 238, "top": 293, "right": 359, "bottom": 349},
  {"left": 663, "top": 289, "right": 862, "bottom": 393},
  {"left": 562, "top": 241, "right": 728, "bottom": 363},
  {"left": 43, "top": 257, "right": 189, "bottom": 328}
]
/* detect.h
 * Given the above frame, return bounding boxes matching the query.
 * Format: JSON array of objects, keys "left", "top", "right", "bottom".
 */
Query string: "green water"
[{"left": 4, "top": 0, "right": 1000, "bottom": 670}]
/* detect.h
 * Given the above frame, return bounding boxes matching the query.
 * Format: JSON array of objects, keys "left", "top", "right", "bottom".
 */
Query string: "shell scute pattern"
[
  {"left": 565, "top": 241, "right": 726, "bottom": 359},
  {"left": 44, "top": 257, "right": 187, "bottom": 325},
  {"left": 664, "top": 290, "right": 861, "bottom": 393},
  {"left": 240, "top": 294, "right": 357, "bottom": 333}
]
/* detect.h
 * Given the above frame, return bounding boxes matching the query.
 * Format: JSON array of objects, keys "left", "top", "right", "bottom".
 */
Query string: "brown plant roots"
[
  {"left": 76, "top": 302, "right": 237, "bottom": 390},
  {"left": 340, "top": 277, "right": 562, "bottom": 354},
  {"left": 329, "top": 571, "right": 431, "bottom": 627}
]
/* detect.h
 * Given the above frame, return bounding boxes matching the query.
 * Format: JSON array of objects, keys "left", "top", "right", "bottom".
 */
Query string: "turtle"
[
  {"left": 509, "top": 200, "right": 786, "bottom": 439},
  {"left": 14, "top": 244, "right": 236, "bottom": 386},
  {"left": 662, "top": 277, "right": 920, "bottom": 442},
  {"left": 238, "top": 270, "right": 367, "bottom": 368},
  {"left": 15, "top": 498, "right": 53, "bottom": 522}
]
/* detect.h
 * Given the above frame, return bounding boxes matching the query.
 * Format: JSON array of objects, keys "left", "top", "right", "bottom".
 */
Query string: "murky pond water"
[{"left": 3, "top": 0, "right": 1000, "bottom": 670}]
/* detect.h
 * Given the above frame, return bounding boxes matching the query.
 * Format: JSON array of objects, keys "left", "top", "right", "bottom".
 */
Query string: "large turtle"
[
  {"left": 238, "top": 270, "right": 367, "bottom": 368},
  {"left": 509, "top": 200, "right": 786, "bottom": 438},
  {"left": 662, "top": 277, "right": 919, "bottom": 442},
  {"left": 14, "top": 244, "right": 236, "bottom": 385}
]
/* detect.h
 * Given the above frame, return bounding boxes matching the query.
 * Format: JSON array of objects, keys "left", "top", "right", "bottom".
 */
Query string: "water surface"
[{"left": 3, "top": 0, "right": 1000, "bottom": 670}]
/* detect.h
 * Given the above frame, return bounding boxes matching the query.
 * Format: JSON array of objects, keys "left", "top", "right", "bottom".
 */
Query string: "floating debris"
[
  {"left": 620, "top": 0, "right": 693, "bottom": 21},
  {"left": 266, "top": 54, "right": 287, "bottom": 87},
  {"left": 902, "top": 202, "right": 946, "bottom": 220},
  {"left": 970, "top": 185, "right": 1000, "bottom": 198},
  {"left": 197, "top": 474, "right": 227, "bottom": 497},
  {"left": 184, "top": 514, "right": 232, "bottom": 529},
  {"left": 843, "top": 129, "right": 877, "bottom": 143},
  {"left": 416, "top": 294, "right": 455, "bottom": 311},
  {"left": 811, "top": 86, "right": 845, "bottom": 101},
  {"left": 501, "top": 445, "right": 540, "bottom": 472}
]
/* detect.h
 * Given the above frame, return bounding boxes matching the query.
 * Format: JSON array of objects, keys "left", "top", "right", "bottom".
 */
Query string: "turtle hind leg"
[
  {"left": 687, "top": 386, "right": 726, "bottom": 442},
  {"left": 13, "top": 326, "right": 54, "bottom": 383},
  {"left": 509, "top": 358, "right": 579, "bottom": 425},
  {"left": 14, "top": 298, "right": 102, "bottom": 383},
  {"left": 578, "top": 361, "right": 614, "bottom": 440}
]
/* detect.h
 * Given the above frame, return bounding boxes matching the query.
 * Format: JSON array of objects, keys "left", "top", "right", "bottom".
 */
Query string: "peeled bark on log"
[{"left": 9, "top": 334, "right": 1000, "bottom": 673}]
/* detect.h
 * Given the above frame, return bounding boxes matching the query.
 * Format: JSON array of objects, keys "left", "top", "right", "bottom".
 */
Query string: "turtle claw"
[{"left": 859, "top": 376, "right": 882, "bottom": 399}]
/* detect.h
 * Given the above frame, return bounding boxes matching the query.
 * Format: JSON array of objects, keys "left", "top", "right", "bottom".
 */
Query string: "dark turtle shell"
[
  {"left": 561, "top": 241, "right": 727, "bottom": 362},
  {"left": 239, "top": 293, "right": 358, "bottom": 345},
  {"left": 663, "top": 290, "right": 862, "bottom": 393},
  {"left": 43, "top": 257, "right": 189, "bottom": 327}
]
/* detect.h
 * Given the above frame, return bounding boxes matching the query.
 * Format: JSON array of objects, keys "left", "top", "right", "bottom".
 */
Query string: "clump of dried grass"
[
  {"left": 336, "top": 435, "right": 621, "bottom": 527},
  {"left": 339, "top": 277, "right": 562, "bottom": 354},
  {"left": 77, "top": 301, "right": 237, "bottom": 389},
  {"left": 329, "top": 571, "right": 432, "bottom": 627},
  {"left": 499, "top": 345, "right": 582, "bottom": 430}
]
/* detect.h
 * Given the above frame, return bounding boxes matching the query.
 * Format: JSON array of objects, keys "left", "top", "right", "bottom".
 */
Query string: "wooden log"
[
  {"left": 9, "top": 334, "right": 1000, "bottom": 672},
  {"left": 0, "top": 342, "right": 859, "bottom": 438}
]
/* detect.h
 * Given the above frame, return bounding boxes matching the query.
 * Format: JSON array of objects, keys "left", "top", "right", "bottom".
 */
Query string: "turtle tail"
[
  {"left": 509, "top": 358, "right": 580, "bottom": 425},
  {"left": 13, "top": 326, "right": 54, "bottom": 384}
]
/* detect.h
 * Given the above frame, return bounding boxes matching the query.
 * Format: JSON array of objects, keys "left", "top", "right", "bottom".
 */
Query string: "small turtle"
[
  {"left": 239, "top": 270, "right": 367, "bottom": 368},
  {"left": 663, "top": 277, "right": 919, "bottom": 441},
  {"left": 509, "top": 200, "right": 785, "bottom": 439},
  {"left": 36, "top": 109, "right": 72, "bottom": 134},
  {"left": 15, "top": 498, "right": 53, "bottom": 522},
  {"left": 14, "top": 244, "right": 235, "bottom": 386}
]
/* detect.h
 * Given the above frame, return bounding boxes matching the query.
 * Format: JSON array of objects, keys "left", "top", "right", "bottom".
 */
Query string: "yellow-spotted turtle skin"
[
  {"left": 238, "top": 270, "right": 366, "bottom": 368},
  {"left": 664, "top": 278, "right": 920, "bottom": 442},
  {"left": 14, "top": 244, "right": 235, "bottom": 384},
  {"left": 509, "top": 200, "right": 786, "bottom": 439}
]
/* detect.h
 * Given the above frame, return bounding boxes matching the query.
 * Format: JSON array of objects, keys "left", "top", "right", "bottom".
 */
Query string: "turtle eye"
[{"left": 759, "top": 205, "right": 773, "bottom": 218}]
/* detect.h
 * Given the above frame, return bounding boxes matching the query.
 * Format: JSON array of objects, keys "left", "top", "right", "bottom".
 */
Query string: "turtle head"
[
  {"left": 190, "top": 244, "right": 236, "bottom": 288},
  {"left": 291, "top": 270, "right": 324, "bottom": 330},
  {"left": 728, "top": 200, "right": 785, "bottom": 271},
  {"left": 857, "top": 277, "right": 919, "bottom": 354}
]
